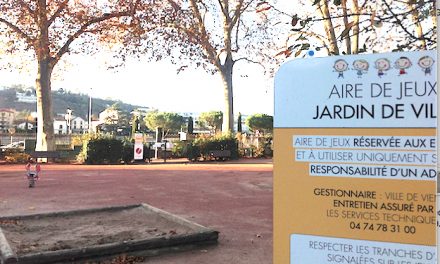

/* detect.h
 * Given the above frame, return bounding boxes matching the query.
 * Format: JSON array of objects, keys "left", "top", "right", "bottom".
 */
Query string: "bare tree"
[
  {"left": 0, "top": 0, "right": 147, "bottom": 151},
  {"left": 272, "top": 0, "right": 436, "bottom": 57},
  {"left": 126, "top": 0, "right": 277, "bottom": 133}
]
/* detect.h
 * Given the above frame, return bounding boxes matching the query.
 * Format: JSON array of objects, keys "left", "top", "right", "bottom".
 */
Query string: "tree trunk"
[
  {"left": 34, "top": 0, "right": 55, "bottom": 152},
  {"left": 318, "top": 0, "right": 340, "bottom": 55},
  {"left": 341, "top": 0, "right": 351, "bottom": 54},
  {"left": 432, "top": 1, "right": 437, "bottom": 33},
  {"left": 408, "top": 3, "right": 427, "bottom": 49},
  {"left": 35, "top": 59, "right": 55, "bottom": 152},
  {"left": 237, "top": 112, "right": 242, "bottom": 133},
  {"left": 220, "top": 57, "right": 234, "bottom": 133},
  {"left": 351, "top": 0, "right": 360, "bottom": 53}
]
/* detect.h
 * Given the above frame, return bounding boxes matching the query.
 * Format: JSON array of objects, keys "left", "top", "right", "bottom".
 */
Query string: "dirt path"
[{"left": 0, "top": 161, "right": 273, "bottom": 264}]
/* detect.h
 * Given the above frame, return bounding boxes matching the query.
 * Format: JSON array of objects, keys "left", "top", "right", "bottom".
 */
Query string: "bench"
[
  {"left": 28, "top": 151, "right": 66, "bottom": 159},
  {"left": 208, "top": 150, "right": 231, "bottom": 161}
]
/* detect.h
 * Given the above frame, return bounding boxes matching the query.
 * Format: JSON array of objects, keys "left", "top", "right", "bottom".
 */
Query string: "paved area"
[{"left": 0, "top": 160, "right": 273, "bottom": 263}]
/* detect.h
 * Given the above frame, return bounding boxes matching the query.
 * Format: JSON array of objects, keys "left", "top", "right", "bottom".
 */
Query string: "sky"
[
  {"left": 0, "top": 53, "right": 274, "bottom": 115},
  {"left": 0, "top": 1, "right": 295, "bottom": 116}
]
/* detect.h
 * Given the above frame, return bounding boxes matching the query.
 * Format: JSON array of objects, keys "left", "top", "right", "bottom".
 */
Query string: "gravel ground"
[{"left": 0, "top": 160, "right": 273, "bottom": 264}]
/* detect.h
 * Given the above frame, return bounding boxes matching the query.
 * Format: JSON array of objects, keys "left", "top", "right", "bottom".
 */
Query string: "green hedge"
[
  {"left": 183, "top": 143, "right": 200, "bottom": 161},
  {"left": 77, "top": 134, "right": 155, "bottom": 164},
  {"left": 86, "top": 138, "right": 123, "bottom": 164},
  {"left": 80, "top": 134, "right": 239, "bottom": 163},
  {"left": 189, "top": 135, "right": 239, "bottom": 161},
  {"left": 122, "top": 143, "right": 134, "bottom": 164}
]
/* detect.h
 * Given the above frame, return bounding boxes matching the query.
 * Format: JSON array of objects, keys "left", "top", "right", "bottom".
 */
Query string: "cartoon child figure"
[
  {"left": 394, "top": 57, "right": 412, "bottom": 76},
  {"left": 334, "top": 59, "right": 348, "bottom": 79},
  {"left": 352, "top": 59, "right": 369, "bottom": 78},
  {"left": 418, "top": 56, "right": 434, "bottom": 75},
  {"left": 374, "top": 58, "right": 391, "bottom": 78}
]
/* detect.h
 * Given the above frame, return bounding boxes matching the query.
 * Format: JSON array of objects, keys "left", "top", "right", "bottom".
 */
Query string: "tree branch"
[
  {"left": 187, "top": 0, "right": 220, "bottom": 68},
  {"left": 317, "top": 0, "right": 339, "bottom": 55},
  {"left": 288, "top": 30, "right": 330, "bottom": 54},
  {"left": 231, "top": 0, "right": 245, "bottom": 28},
  {"left": 350, "top": 0, "right": 360, "bottom": 53},
  {"left": 217, "top": 0, "right": 228, "bottom": 18},
  {"left": 167, "top": 21, "right": 220, "bottom": 68},
  {"left": 232, "top": 0, "right": 256, "bottom": 28},
  {"left": 290, "top": 0, "right": 435, "bottom": 24},
  {"left": 48, "top": 0, "right": 69, "bottom": 26},
  {"left": 235, "top": 57, "right": 260, "bottom": 64},
  {"left": 234, "top": 16, "right": 241, "bottom": 51},
  {"left": 0, "top": 17, "right": 33, "bottom": 45},
  {"left": 341, "top": 0, "right": 351, "bottom": 54},
  {"left": 17, "top": 0, "right": 37, "bottom": 22},
  {"left": 53, "top": 11, "right": 133, "bottom": 64},
  {"left": 189, "top": 0, "right": 206, "bottom": 30},
  {"left": 382, "top": 0, "right": 432, "bottom": 42},
  {"left": 234, "top": 57, "right": 266, "bottom": 73}
]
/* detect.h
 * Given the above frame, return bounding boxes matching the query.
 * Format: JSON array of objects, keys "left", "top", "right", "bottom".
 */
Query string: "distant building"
[
  {"left": 16, "top": 89, "right": 37, "bottom": 103},
  {"left": 0, "top": 108, "right": 16, "bottom": 132},
  {"left": 131, "top": 107, "right": 155, "bottom": 117},
  {"left": 53, "top": 117, "right": 68, "bottom": 134},
  {"left": 99, "top": 108, "right": 119, "bottom": 124},
  {"left": 90, "top": 118, "right": 103, "bottom": 133},
  {"left": 71, "top": 116, "right": 87, "bottom": 134},
  {"left": 17, "top": 122, "right": 34, "bottom": 131},
  {"left": 53, "top": 114, "right": 87, "bottom": 134}
]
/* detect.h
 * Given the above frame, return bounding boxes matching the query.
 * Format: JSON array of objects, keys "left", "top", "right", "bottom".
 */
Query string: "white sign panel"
[
  {"left": 290, "top": 234, "right": 436, "bottom": 264},
  {"left": 275, "top": 51, "right": 437, "bottom": 128},
  {"left": 273, "top": 50, "right": 437, "bottom": 264},
  {"left": 134, "top": 133, "right": 143, "bottom": 160}
]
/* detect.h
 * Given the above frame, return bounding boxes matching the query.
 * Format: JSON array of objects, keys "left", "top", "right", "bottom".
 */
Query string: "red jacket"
[{"left": 25, "top": 163, "right": 41, "bottom": 174}]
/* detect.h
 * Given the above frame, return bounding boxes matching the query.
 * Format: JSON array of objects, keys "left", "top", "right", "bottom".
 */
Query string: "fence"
[
  {"left": 237, "top": 134, "right": 273, "bottom": 158},
  {"left": 0, "top": 133, "right": 72, "bottom": 147}
]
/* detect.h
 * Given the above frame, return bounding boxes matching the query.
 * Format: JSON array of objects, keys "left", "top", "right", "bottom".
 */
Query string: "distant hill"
[{"left": 0, "top": 86, "right": 145, "bottom": 118}]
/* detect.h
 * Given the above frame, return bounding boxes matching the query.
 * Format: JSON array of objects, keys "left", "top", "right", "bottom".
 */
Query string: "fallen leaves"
[
  {"left": 88, "top": 255, "right": 146, "bottom": 264},
  {"left": 0, "top": 219, "right": 21, "bottom": 226}
]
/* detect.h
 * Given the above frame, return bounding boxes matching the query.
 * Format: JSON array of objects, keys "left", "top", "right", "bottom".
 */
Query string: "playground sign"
[
  {"left": 134, "top": 133, "right": 144, "bottom": 160},
  {"left": 274, "top": 51, "right": 437, "bottom": 264}
]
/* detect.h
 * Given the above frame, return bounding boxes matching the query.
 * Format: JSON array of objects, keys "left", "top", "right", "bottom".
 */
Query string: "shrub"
[
  {"left": 245, "top": 114, "right": 273, "bottom": 134},
  {"left": 143, "top": 144, "right": 154, "bottom": 161},
  {"left": 262, "top": 136, "right": 273, "bottom": 157},
  {"left": 171, "top": 141, "right": 186, "bottom": 158},
  {"left": 246, "top": 136, "right": 273, "bottom": 158},
  {"left": 181, "top": 142, "right": 200, "bottom": 161},
  {"left": 122, "top": 143, "right": 134, "bottom": 164},
  {"left": 4, "top": 149, "right": 30, "bottom": 163},
  {"left": 76, "top": 133, "right": 97, "bottom": 163},
  {"left": 86, "top": 138, "right": 123, "bottom": 164},
  {"left": 193, "top": 134, "right": 238, "bottom": 160}
]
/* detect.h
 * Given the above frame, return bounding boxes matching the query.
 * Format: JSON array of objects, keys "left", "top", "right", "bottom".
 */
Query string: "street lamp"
[
  {"left": 65, "top": 108, "right": 72, "bottom": 134},
  {"left": 88, "top": 88, "right": 93, "bottom": 134}
]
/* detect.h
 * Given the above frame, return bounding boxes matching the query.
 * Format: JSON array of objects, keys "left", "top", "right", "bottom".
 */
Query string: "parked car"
[{"left": 0, "top": 141, "right": 25, "bottom": 152}]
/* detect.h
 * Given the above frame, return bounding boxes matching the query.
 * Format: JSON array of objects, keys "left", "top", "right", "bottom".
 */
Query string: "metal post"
[
  {"left": 88, "top": 88, "right": 92, "bottom": 134},
  {"left": 65, "top": 108, "right": 72, "bottom": 134},
  {"left": 163, "top": 139, "right": 167, "bottom": 163},
  {"left": 436, "top": 1, "right": 439, "bottom": 261}
]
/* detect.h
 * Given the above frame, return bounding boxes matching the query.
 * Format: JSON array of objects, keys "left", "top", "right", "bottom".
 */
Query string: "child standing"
[{"left": 25, "top": 158, "right": 41, "bottom": 188}]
